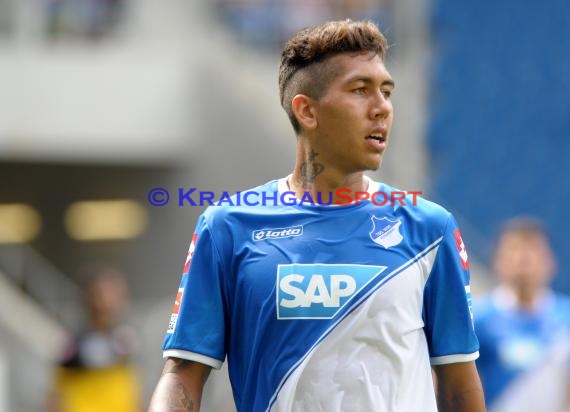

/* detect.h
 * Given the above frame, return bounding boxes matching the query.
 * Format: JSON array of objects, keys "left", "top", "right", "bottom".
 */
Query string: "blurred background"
[{"left": 0, "top": 0, "right": 569, "bottom": 411}]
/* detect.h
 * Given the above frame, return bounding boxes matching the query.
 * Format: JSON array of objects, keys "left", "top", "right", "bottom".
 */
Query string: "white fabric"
[
  {"left": 270, "top": 244, "right": 441, "bottom": 412},
  {"left": 490, "top": 334, "right": 570, "bottom": 412},
  {"left": 163, "top": 349, "right": 223, "bottom": 369}
]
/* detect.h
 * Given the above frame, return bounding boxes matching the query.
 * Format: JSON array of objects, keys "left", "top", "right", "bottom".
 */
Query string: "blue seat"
[{"left": 427, "top": 0, "right": 570, "bottom": 293}]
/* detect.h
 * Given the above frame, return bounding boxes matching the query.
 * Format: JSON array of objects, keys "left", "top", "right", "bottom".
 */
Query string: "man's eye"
[
  {"left": 382, "top": 89, "right": 392, "bottom": 99},
  {"left": 353, "top": 87, "right": 367, "bottom": 94}
]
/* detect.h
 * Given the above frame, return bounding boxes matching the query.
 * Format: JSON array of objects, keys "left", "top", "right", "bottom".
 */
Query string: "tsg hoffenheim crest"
[{"left": 369, "top": 216, "right": 403, "bottom": 248}]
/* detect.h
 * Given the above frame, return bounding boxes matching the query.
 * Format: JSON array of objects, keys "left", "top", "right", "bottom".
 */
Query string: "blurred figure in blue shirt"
[{"left": 475, "top": 216, "right": 570, "bottom": 412}]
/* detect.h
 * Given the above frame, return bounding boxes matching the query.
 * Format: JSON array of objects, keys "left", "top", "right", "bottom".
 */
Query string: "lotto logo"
[
  {"left": 252, "top": 226, "right": 303, "bottom": 241},
  {"left": 276, "top": 264, "right": 387, "bottom": 319}
]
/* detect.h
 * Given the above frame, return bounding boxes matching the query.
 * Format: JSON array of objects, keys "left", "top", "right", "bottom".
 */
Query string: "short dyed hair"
[{"left": 279, "top": 20, "right": 389, "bottom": 134}]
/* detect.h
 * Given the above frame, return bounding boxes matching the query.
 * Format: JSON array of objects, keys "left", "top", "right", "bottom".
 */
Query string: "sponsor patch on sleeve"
[
  {"left": 167, "top": 288, "right": 184, "bottom": 334},
  {"left": 183, "top": 234, "right": 198, "bottom": 274},
  {"left": 453, "top": 229, "right": 469, "bottom": 270},
  {"left": 465, "top": 285, "right": 474, "bottom": 326}
]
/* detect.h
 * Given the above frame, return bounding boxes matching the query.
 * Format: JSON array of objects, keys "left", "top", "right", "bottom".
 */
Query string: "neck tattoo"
[{"left": 300, "top": 150, "right": 325, "bottom": 188}]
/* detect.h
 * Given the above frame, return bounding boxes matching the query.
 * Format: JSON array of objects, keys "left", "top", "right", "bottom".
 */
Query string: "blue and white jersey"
[
  {"left": 475, "top": 287, "right": 570, "bottom": 409},
  {"left": 163, "top": 177, "right": 479, "bottom": 412}
]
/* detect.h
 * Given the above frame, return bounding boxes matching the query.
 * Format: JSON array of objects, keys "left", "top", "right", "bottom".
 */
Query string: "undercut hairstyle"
[{"left": 279, "top": 20, "right": 389, "bottom": 134}]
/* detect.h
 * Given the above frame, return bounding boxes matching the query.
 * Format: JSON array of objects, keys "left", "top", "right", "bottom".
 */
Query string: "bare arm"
[
  {"left": 433, "top": 361, "right": 486, "bottom": 412},
  {"left": 148, "top": 357, "right": 212, "bottom": 412}
]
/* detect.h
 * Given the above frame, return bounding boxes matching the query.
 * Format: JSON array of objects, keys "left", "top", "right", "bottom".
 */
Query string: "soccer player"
[
  {"left": 149, "top": 20, "right": 485, "bottom": 412},
  {"left": 475, "top": 217, "right": 570, "bottom": 411}
]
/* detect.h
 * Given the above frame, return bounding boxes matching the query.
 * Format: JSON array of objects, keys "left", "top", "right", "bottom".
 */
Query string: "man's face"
[
  {"left": 87, "top": 273, "right": 128, "bottom": 320},
  {"left": 309, "top": 52, "right": 394, "bottom": 174},
  {"left": 494, "top": 232, "right": 555, "bottom": 292}
]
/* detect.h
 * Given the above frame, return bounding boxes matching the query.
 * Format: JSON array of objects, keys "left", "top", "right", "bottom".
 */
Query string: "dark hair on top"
[
  {"left": 77, "top": 262, "right": 126, "bottom": 289},
  {"left": 279, "top": 20, "right": 389, "bottom": 134},
  {"left": 492, "top": 215, "right": 552, "bottom": 262},
  {"left": 498, "top": 215, "right": 549, "bottom": 239}
]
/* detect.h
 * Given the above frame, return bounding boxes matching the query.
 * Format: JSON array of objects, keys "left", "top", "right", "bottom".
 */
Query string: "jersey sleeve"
[
  {"left": 162, "top": 213, "right": 228, "bottom": 369},
  {"left": 423, "top": 214, "right": 480, "bottom": 365}
]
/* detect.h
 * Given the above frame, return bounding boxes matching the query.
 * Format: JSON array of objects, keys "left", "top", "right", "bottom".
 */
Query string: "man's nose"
[{"left": 370, "top": 91, "right": 392, "bottom": 120}]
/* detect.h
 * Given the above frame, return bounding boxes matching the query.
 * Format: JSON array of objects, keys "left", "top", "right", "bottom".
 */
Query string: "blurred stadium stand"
[
  {"left": 428, "top": 0, "right": 570, "bottom": 294},
  {"left": 5, "top": 0, "right": 567, "bottom": 410},
  {"left": 0, "top": 266, "right": 68, "bottom": 412},
  {"left": 0, "top": 0, "right": 298, "bottom": 409},
  {"left": 213, "top": 0, "right": 394, "bottom": 50}
]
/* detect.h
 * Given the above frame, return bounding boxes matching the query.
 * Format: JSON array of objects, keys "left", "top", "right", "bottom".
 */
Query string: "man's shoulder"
[
  {"left": 200, "top": 178, "right": 281, "bottom": 222},
  {"left": 553, "top": 292, "right": 570, "bottom": 319},
  {"left": 473, "top": 292, "right": 501, "bottom": 319},
  {"left": 554, "top": 291, "right": 570, "bottom": 305},
  {"left": 378, "top": 181, "right": 454, "bottom": 229}
]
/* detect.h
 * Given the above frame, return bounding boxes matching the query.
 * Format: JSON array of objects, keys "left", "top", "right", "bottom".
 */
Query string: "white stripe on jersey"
[{"left": 266, "top": 237, "right": 443, "bottom": 412}]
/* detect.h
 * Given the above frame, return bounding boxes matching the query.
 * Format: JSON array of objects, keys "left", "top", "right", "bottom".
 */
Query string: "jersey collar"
[{"left": 277, "top": 175, "right": 381, "bottom": 198}]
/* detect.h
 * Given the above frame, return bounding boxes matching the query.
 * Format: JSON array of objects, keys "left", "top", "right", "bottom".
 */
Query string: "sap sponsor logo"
[
  {"left": 167, "top": 288, "right": 184, "bottom": 334},
  {"left": 369, "top": 216, "right": 403, "bottom": 248},
  {"left": 276, "top": 264, "right": 387, "bottom": 319},
  {"left": 252, "top": 225, "right": 303, "bottom": 242}
]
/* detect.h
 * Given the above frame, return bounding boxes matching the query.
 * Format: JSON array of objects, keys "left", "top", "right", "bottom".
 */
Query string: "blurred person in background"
[
  {"left": 475, "top": 216, "right": 570, "bottom": 412},
  {"left": 44, "top": 264, "right": 141, "bottom": 412},
  {"left": 45, "top": 0, "right": 125, "bottom": 40},
  {"left": 0, "top": 0, "right": 15, "bottom": 37},
  {"left": 215, "top": 0, "right": 392, "bottom": 49}
]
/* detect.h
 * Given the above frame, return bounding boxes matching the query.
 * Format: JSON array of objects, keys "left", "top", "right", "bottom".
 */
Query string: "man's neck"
[
  {"left": 498, "top": 284, "right": 549, "bottom": 311},
  {"left": 514, "top": 286, "right": 546, "bottom": 311},
  {"left": 289, "top": 148, "right": 370, "bottom": 203}
]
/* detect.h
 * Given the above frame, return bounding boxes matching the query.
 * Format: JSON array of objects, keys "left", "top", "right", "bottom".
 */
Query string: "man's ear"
[{"left": 291, "top": 94, "right": 317, "bottom": 131}]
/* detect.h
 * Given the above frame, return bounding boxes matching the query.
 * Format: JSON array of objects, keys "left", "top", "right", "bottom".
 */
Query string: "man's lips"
[
  {"left": 365, "top": 129, "right": 387, "bottom": 150},
  {"left": 366, "top": 134, "right": 386, "bottom": 143}
]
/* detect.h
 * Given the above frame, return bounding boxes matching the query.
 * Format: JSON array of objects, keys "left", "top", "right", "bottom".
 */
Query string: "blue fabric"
[
  {"left": 475, "top": 291, "right": 570, "bottom": 407},
  {"left": 163, "top": 179, "right": 479, "bottom": 411}
]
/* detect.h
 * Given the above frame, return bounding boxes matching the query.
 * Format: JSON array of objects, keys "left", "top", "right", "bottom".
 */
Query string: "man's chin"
[
  {"left": 352, "top": 155, "right": 384, "bottom": 173},
  {"left": 367, "top": 157, "right": 383, "bottom": 171}
]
